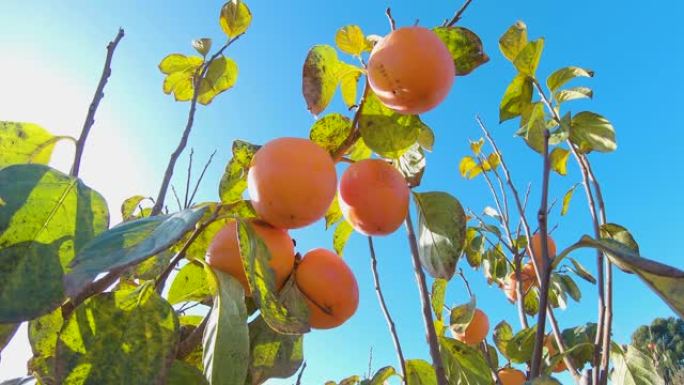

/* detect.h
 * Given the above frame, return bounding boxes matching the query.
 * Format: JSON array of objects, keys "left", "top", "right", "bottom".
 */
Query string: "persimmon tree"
[{"left": 0, "top": 1, "right": 682, "bottom": 385}]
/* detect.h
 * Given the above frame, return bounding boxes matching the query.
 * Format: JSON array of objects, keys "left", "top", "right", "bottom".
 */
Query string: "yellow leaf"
[
  {"left": 469, "top": 138, "right": 484, "bottom": 155},
  {"left": 337, "top": 63, "right": 362, "bottom": 108},
  {"left": 335, "top": 25, "right": 366, "bottom": 56},
  {"left": 550, "top": 147, "right": 570, "bottom": 176},
  {"left": 158, "top": 54, "right": 203, "bottom": 75},
  {"left": 220, "top": 0, "right": 252, "bottom": 39},
  {"left": 459, "top": 156, "right": 482, "bottom": 179}
]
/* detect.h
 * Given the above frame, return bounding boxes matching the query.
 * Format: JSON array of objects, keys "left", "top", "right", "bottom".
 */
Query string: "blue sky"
[{"left": 1, "top": 1, "right": 683, "bottom": 384}]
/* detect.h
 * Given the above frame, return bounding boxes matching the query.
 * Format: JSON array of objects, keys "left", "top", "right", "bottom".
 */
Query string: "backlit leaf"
[
  {"left": 569, "top": 111, "right": 617, "bottom": 153},
  {"left": 610, "top": 344, "right": 664, "bottom": 385},
  {"left": 555, "top": 86, "right": 592, "bottom": 103},
  {"left": 168, "top": 360, "right": 208, "bottom": 385},
  {"left": 547, "top": 66, "right": 594, "bottom": 93},
  {"left": 303, "top": 45, "right": 340, "bottom": 116},
  {"left": 28, "top": 309, "right": 63, "bottom": 381},
  {"left": 459, "top": 156, "right": 482, "bottom": 180},
  {"left": 338, "top": 63, "right": 363, "bottom": 109},
  {"left": 448, "top": 296, "right": 476, "bottom": 335},
  {"left": 439, "top": 337, "right": 492, "bottom": 385},
  {"left": 499, "top": 21, "right": 528, "bottom": 62},
  {"left": 324, "top": 194, "right": 343, "bottom": 230},
  {"left": 506, "top": 326, "right": 537, "bottom": 363},
  {"left": 198, "top": 56, "right": 239, "bottom": 105},
  {"left": 405, "top": 359, "right": 436, "bottom": 385},
  {"left": 433, "top": 27, "right": 489, "bottom": 76},
  {"left": 309, "top": 113, "right": 353, "bottom": 156},
  {"left": 218, "top": 140, "right": 260, "bottom": 204},
  {"left": 247, "top": 315, "right": 303, "bottom": 384},
  {"left": 168, "top": 261, "right": 213, "bottom": 305},
  {"left": 219, "top": 0, "right": 252, "bottom": 39},
  {"left": 431, "top": 279, "right": 447, "bottom": 321},
  {"left": 335, "top": 25, "right": 367, "bottom": 56},
  {"left": 395, "top": 144, "right": 426, "bottom": 188},
  {"left": 500, "top": 73, "right": 533, "bottom": 122},
  {"left": 550, "top": 147, "right": 569, "bottom": 176},
  {"left": 493, "top": 321, "right": 513, "bottom": 361},
  {"left": 0, "top": 122, "right": 58, "bottom": 167},
  {"left": 333, "top": 220, "right": 354, "bottom": 257},
  {"left": 561, "top": 184, "right": 578, "bottom": 216},
  {"left": 514, "top": 39, "right": 544, "bottom": 76}
]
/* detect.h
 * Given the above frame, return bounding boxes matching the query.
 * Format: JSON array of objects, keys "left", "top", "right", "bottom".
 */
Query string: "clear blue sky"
[{"left": 1, "top": 1, "right": 683, "bottom": 384}]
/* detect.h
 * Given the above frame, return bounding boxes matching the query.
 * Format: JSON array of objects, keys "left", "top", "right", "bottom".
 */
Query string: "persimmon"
[
  {"left": 451, "top": 308, "right": 490, "bottom": 346},
  {"left": 367, "top": 26, "right": 455, "bottom": 115},
  {"left": 503, "top": 262, "right": 537, "bottom": 302},
  {"left": 338, "top": 159, "right": 409, "bottom": 236},
  {"left": 206, "top": 220, "right": 295, "bottom": 294},
  {"left": 497, "top": 368, "right": 527, "bottom": 385},
  {"left": 295, "top": 248, "right": 359, "bottom": 329},
  {"left": 529, "top": 232, "right": 557, "bottom": 268},
  {"left": 544, "top": 335, "right": 568, "bottom": 373},
  {"left": 247, "top": 137, "right": 337, "bottom": 229}
]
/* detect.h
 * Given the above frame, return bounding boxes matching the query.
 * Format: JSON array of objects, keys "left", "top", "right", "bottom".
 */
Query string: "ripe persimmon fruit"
[
  {"left": 497, "top": 368, "right": 527, "bottom": 385},
  {"left": 295, "top": 248, "right": 359, "bottom": 329},
  {"left": 544, "top": 335, "right": 568, "bottom": 373},
  {"left": 248, "top": 137, "right": 337, "bottom": 229},
  {"left": 503, "top": 262, "right": 537, "bottom": 302},
  {"left": 338, "top": 159, "right": 409, "bottom": 236},
  {"left": 529, "top": 232, "right": 557, "bottom": 268},
  {"left": 451, "top": 308, "right": 490, "bottom": 346},
  {"left": 367, "top": 26, "right": 455, "bottom": 115},
  {"left": 206, "top": 220, "right": 295, "bottom": 294}
]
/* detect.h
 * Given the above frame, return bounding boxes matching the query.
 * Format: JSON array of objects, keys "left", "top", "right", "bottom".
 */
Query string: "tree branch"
[
  {"left": 444, "top": 0, "right": 475, "bottom": 27},
  {"left": 177, "top": 313, "right": 209, "bottom": 359},
  {"left": 151, "top": 34, "right": 243, "bottom": 216},
  {"left": 385, "top": 8, "right": 397, "bottom": 31},
  {"left": 368, "top": 236, "right": 408, "bottom": 383},
  {"left": 331, "top": 80, "right": 371, "bottom": 161},
  {"left": 188, "top": 149, "right": 218, "bottom": 206},
  {"left": 71, "top": 28, "right": 125, "bottom": 177},
  {"left": 405, "top": 211, "right": 448, "bottom": 385}
]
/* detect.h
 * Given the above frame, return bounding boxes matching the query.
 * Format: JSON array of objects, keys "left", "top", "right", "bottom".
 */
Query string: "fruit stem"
[
  {"left": 71, "top": 28, "right": 125, "bottom": 177},
  {"left": 404, "top": 210, "right": 449, "bottom": 385},
  {"left": 385, "top": 7, "right": 396, "bottom": 31},
  {"left": 331, "top": 80, "right": 370, "bottom": 161},
  {"left": 368, "top": 236, "right": 408, "bottom": 383}
]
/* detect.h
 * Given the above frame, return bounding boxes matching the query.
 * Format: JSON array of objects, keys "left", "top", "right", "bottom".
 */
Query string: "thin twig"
[
  {"left": 405, "top": 211, "right": 448, "bottom": 385},
  {"left": 368, "top": 236, "right": 408, "bottom": 383},
  {"left": 457, "top": 269, "right": 474, "bottom": 297},
  {"left": 294, "top": 362, "right": 307, "bottom": 385},
  {"left": 367, "top": 346, "right": 374, "bottom": 379},
  {"left": 188, "top": 149, "right": 218, "bottom": 205},
  {"left": 171, "top": 184, "right": 183, "bottom": 212},
  {"left": 444, "top": 0, "right": 475, "bottom": 27},
  {"left": 61, "top": 267, "right": 125, "bottom": 318},
  {"left": 476, "top": 116, "right": 582, "bottom": 383},
  {"left": 71, "top": 28, "right": 125, "bottom": 177},
  {"left": 513, "top": 254, "right": 530, "bottom": 329},
  {"left": 155, "top": 205, "right": 223, "bottom": 293},
  {"left": 385, "top": 7, "right": 396, "bottom": 31},
  {"left": 331, "top": 80, "right": 371, "bottom": 161},
  {"left": 183, "top": 149, "right": 194, "bottom": 209},
  {"left": 151, "top": 34, "right": 243, "bottom": 216}
]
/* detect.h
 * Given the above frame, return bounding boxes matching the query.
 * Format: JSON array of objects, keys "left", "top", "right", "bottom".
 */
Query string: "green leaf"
[
  {"left": 0, "top": 122, "right": 58, "bottom": 167},
  {"left": 549, "top": 147, "right": 569, "bottom": 176},
  {"left": 126, "top": 250, "right": 173, "bottom": 281},
  {"left": 309, "top": 113, "right": 353, "bottom": 155},
  {"left": 179, "top": 316, "right": 205, "bottom": 371},
  {"left": 431, "top": 279, "right": 448, "bottom": 321},
  {"left": 203, "top": 269, "right": 249, "bottom": 385},
  {"left": 56, "top": 286, "right": 178, "bottom": 385},
  {"left": 168, "top": 261, "right": 213, "bottom": 305},
  {"left": 493, "top": 321, "right": 513, "bottom": 361},
  {"left": 159, "top": 54, "right": 203, "bottom": 102},
  {"left": 464, "top": 228, "right": 484, "bottom": 268},
  {"left": 219, "top": 140, "right": 260, "bottom": 204},
  {"left": 518, "top": 102, "right": 546, "bottom": 153},
  {"left": 219, "top": 0, "right": 252, "bottom": 39},
  {"left": 121, "top": 195, "right": 150, "bottom": 221},
  {"left": 338, "top": 64, "right": 362, "bottom": 109},
  {"left": 514, "top": 39, "right": 544, "bottom": 76},
  {"left": 64, "top": 205, "right": 207, "bottom": 299},
  {"left": 547, "top": 66, "right": 594, "bottom": 93},
  {"left": 168, "top": 360, "right": 209, "bottom": 385},
  {"left": 192, "top": 38, "right": 212, "bottom": 57},
  {"left": 600, "top": 223, "right": 639, "bottom": 254},
  {"left": 433, "top": 27, "right": 489, "bottom": 76},
  {"left": 324, "top": 194, "right": 343, "bottom": 230},
  {"left": 523, "top": 287, "right": 540, "bottom": 316},
  {"left": 499, "top": 21, "right": 528, "bottom": 62},
  {"left": 28, "top": 309, "right": 63, "bottom": 381},
  {"left": 500, "top": 73, "right": 533, "bottom": 122},
  {"left": 555, "top": 86, "right": 593, "bottom": 103},
  {"left": 448, "top": 296, "right": 477, "bottom": 335},
  {"left": 0, "top": 164, "right": 109, "bottom": 322},
  {"left": 417, "top": 124, "right": 435, "bottom": 152},
  {"left": 558, "top": 274, "right": 581, "bottom": 302},
  {"left": 569, "top": 111, "right": 617, "bottom": 153},
  {"left": 358, "top": 91, "right": 422, "bottom": 159},
  {"left": 333, "top": 220, "right": 354, "bottom": 257},
  {"left": 0, "top": 378, "right": 36, "bottom": 385},
  {"left": 611, "top": 344, "right": 664, "bottom": 385},
  {"left": 348, "top": 138, "right": 372, "bottom": 161},
  {"left": 198, "top": 56, "right": 239, "bottom": 105},
  {"left": 413, "top": 192, "right": 467, "bottom": 280},
  {"left": 439, "top": 337, "right": 492, "bottom": 385},
  {"left": 302, "top": 45, "right": 340, "bottom": 116},
  {"left": 395, "top": 144, "right": 426, "bottom": 188},
  {"left": 568, "top": 257, "right": 596, "bottom": 284},
  {"left": 335, "top": 25, "right": 367, "bottom": 56},
  {"left": 561, "top": 184, "right": 578, "bottom": 216},
  {"left": 236, "top": 221, "right": 309, "bottom": 334},
  {"left": 405, "top": 359, "right": 437, "bottom": 385},
  {"left": 505, "top": 326, "right": 537, "bottom": 364},
  {"left": 561, "top": 323, "right": 596, "bottom": 369},
  {"left": 247, "top": 315, "right": 303, "bottom": 384},
  {"left": 368, "top": 366, "right": 398, "bottom": 384}
]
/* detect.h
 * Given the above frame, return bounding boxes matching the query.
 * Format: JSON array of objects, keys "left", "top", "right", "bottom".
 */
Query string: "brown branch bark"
[
  {"left": 404, "top": 211, "right": 448, "bottom": 385},
  {"left": 177, "top": 314, "right": 208, "bottom": 359},
  {"left": 331, "top": 80, "right": 370, "bottom": 161},
  {"left": 444, "top": 0, "right": 475, "bottom": 27},
  {"left": 71, "top": 28, "right": 125, "bottom": 177},
  {"left": 368, "top": 236, "right": 408, "bottom": 384}
]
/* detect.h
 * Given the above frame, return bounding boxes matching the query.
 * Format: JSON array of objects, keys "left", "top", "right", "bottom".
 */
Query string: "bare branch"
[
  {"left": 405, "top": 211, "right": 448, "bottom": 385},
  {"left": 385, "top": 7, "right": 397, "bottom": 31},
  {"left": 183, "top": 148, "right": 194, "bottom": 208},
  {"left": 188, "top": 149, "right": 218, "bottom": 206},
  {"left": 177, "top": 313, "right": 209, "bottom": 359},
  {"left": 171, "top": 184, "right": 183, "bottom": 212},
  {"left": 331, "top": 80, "right": 371, "bottom": 161},
  {"left": 444, "top": 0, "right": 475, "bottom": 27},
  {"left": 71, "top": 28, "right": 125, "bottom": 177},
  {"left": 368, "top": 236, "right": 408, "bottom": 383}
]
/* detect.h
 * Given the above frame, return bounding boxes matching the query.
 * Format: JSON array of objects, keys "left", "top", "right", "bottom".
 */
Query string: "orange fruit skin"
[
  {"left": 545, "top": 336, "right": 568, "bottom": 373},
  {"left": 504, "top": 262, "right": 537, "bottom": 302},
  {"left": 497, "top": 368, "right": 527, "bottom": 385},
  {"left": 529, "top": 233, "right": 557, "bottom": 268},
  {"left": 367, "top": 26, "right": 455, "bottom": 115},
  {"left": 206, "top": 220, "right": 295, "bottom": 295},
  {"left": 452, "top": 308, "right": 490, "bottom": 346},
  {"left": 338, "top": 159, "right": 409, "bottom": 236},
  {"left": 247, "top": 137, "right": 337, "bottom": 229},
  {"left": 295, "top": 248, "right": 359, "bottom": 329}
]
